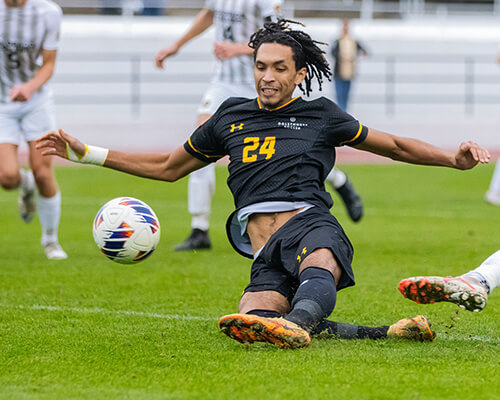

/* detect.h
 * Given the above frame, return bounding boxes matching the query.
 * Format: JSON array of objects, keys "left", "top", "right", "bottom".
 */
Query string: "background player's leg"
[
  {"left": 485, "top": 158, "right": 500, "bottom": 205},
  {"left": 398, "top": 251, "right": 499, "bottom": 311},
  {"left": 28, "top": 141, "right": 67, "bottom": 260},
  {"left": 0, "top": 143, "right": 36, "bottom": 222},
  {"left": 463, "top": 250, "right": 500, "bottom": 295},
  {"left": 325, "top": 167, "right": 363, "bottom": 222},
  {"left": 175, "top": 113, "right": 213, "bottom": 251},
  {"left": 0, "top": 143, "right": 22, "bottom": 190}
]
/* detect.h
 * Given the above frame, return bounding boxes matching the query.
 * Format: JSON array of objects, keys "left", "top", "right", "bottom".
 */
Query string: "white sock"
[
  {"left": 191, "top": 213, "right": 210, "bottom": 231},
  {"left": 38, "top": 191, "right": 61, "bottom": 246},
  {"left": 188, "top": 164, "right": 215, "bottom": 231},
  {"left": 463, "top": 250, "right": 500, "bottom": 294},
  {"left": 19, "top": 168, "right": 34, "bottom": 192},
  {"left": 487, "top": 158, "right": 500, "bottom": 194},
  {"left": 326, "top": 168, "right": 347, "bottom": 189}
]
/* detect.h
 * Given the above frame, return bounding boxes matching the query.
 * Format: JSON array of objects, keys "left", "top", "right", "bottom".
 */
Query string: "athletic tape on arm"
[{"left": 66, "top": 143, "right": 109, "bottom": 166}]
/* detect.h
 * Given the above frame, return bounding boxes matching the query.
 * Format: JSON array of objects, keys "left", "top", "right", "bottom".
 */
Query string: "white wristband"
[{"left": 66, "top": 143, "right": 109, "bottom": 166}]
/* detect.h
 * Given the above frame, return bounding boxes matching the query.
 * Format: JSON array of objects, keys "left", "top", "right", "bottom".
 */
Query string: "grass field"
[{"left": 0, "top": 164, "right": 499, "bottom": 400}]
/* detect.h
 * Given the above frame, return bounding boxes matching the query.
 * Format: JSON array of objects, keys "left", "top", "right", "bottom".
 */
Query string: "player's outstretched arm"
[
  {"left": 213, "top": 42, "right": 254, "bottom": 61},
  {"left": 36, "top": 129, "right": 207, "bottom": 182},
  {"left": 354, "top": 128, "right": 490, "bottom": 170},
  {"left": 155, "top": 8, "right": 214, "bottom": 69}
]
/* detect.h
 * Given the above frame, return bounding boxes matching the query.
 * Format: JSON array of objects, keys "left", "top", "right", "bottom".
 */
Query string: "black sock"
[
  {"left": 246, "top": 309, "right": 283, "bottom": 318},
  {"left": 311, "top": 319, "right": 390, "bottom": 340},
  {"left": 286, "top": 267, "right": 337, "bottom": 330}
]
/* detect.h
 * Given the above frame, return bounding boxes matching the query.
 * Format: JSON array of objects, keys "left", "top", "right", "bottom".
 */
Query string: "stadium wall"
[{"left": 32, "top": 16, "right": 500, "bottom": 162}]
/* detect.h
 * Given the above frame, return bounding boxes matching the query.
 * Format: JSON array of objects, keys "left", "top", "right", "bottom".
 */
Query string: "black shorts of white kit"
[{"left": 244, "top": 206, "right": 355, "bottom": 304}]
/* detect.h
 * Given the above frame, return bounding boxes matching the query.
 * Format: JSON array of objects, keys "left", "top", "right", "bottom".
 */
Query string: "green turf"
[{"left": 0, "top": 164, "right": 498, "bottom": 400}]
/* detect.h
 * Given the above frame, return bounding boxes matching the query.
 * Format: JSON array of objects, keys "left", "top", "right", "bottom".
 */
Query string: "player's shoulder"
[
  {"left": 33, "top": 0, "right": 62, "bottom": 17},
  {"left": 217, "top": 97, "right": 256, "bottom": 113},
  {"left": 209, "top": 97, "right": 256, "bottom": 125},
  {"left": 256, "top": 0, "right": 283, "bottom": 7},
  {"left": 299, "top": 96, "right": 338, "bottom": 113}
]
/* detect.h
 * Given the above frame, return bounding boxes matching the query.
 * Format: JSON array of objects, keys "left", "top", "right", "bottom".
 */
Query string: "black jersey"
[{"left": 184, "top": 96, "right": 368, "bottom": 211}]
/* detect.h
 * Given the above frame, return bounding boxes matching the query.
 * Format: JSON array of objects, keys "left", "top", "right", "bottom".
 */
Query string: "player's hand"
[
  {"left": 9, "top": 84, "right": 35, "bottom": 102},
  {"left": 454, "top": 141, "right": 490, "bottom": 170},
  {"left": 36, "top": 129, "right": 86, "bottom": 160},
  {"left": 155, "top": 44, "right": 180, "bottom": 69},
  {"left": 214, "top": 42, "right": 242, "bottom": 61}
]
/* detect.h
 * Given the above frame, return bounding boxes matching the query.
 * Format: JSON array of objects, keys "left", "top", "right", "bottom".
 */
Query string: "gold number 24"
[{"left": 242, "top": 136, "right": 276, "bottom": 163}]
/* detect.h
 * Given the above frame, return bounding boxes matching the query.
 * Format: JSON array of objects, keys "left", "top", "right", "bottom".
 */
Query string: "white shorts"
[
  {"left": 198, "top": 80, "right": 257, "bottom": 115},
  {"left": 0, "top": 91, "right": 57, "bottom": 145}
]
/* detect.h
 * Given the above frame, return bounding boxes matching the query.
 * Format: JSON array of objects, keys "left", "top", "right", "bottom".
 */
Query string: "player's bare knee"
[
  {"left": 31, "top": 168, "right": 53, "bottom": 187},
  {"left": 239, "top": 291, "right": 290, "bottom": 315},
  {"left": 300, "top": 248, "right": 342, "bottom": 284},
  {"left": 0, "top": 171, "right": 21, "bottom": 190}
]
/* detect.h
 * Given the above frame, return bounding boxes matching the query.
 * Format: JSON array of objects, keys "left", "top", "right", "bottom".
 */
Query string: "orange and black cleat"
[
  {"left": 218, "top": 313, "right": 311, "bottom": 349},
  {"left": 387, "top": 315, "right": 435, "bottom": 342},
  {"left": 398, "top": 276, "right": 488, "bottom": 312}
]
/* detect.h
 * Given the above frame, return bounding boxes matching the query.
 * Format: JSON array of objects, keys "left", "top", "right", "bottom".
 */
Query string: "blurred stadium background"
[{"left": 36, "top": 0, "right": 500, "bottom": 158}]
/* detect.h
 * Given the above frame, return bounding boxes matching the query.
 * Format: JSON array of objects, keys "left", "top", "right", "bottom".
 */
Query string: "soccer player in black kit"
[{"left": 36, "top": 20, "right": 490, "bottom": 349}]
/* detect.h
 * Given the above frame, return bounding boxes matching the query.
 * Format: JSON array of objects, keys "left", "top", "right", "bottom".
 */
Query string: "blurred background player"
[
  {"left": 155, "top": 1, "right": 364, "bottom": 251},
  {"left": 485, "top": 48, "right": 500, "bottom": 205},
  {"left": 0, "top": 0, "right": 66, "bottom": 260},
  {"left": 331, "top": 19, "right": 368, "bottom": 113},
  {"left": 322, "top": 19, "right": 368, "bottom": 222},
  {"left": 485, "top": 159, "right": 500, "bottom": 205},
  {"left": 399, "top": 250, "right": 500, "bottom": 312}
]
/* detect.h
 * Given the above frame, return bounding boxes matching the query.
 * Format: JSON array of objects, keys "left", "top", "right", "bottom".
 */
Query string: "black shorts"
[{"left": 244, "top": 206, "right": 355, "bottom": 304}]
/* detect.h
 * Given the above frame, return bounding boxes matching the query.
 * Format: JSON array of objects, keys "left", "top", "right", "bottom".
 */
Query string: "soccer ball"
[{"left": 92, "top": 197, "right": 161, "bottom": 264}]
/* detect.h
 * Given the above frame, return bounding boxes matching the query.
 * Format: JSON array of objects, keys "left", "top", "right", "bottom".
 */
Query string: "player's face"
[
  {"left": 254, "top": 43, "right": 307, "bottom": 110},
  {"left": 4, "top": 0, "right": 28, "bottom": 7}
]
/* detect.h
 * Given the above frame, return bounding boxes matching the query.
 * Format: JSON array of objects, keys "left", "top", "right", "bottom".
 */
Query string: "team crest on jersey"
[
  {"left": 230, "top": 123, "right": 244, "bottom": 133},
  {"left": 277, "top": 118, "right": 308, "bottom": 130}
]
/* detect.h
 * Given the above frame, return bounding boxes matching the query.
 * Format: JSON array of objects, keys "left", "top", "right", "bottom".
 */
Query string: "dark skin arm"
[
  {"left": 354, "top": 128, "right": 490, "bottom": 170},
  {"left": 36, "top": 129, "right": 208, "bottom": 182}
]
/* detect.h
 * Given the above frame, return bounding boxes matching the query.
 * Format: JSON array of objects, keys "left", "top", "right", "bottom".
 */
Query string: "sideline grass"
[{"left": 0, "top": 164, "right": 498, "bottom": 400}]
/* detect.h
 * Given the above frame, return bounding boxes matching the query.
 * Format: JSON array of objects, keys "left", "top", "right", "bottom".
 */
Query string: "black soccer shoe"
[
  {"left": 334, "top": 177, "right": 363, "bottom": 222},
  {"left": 174, "top": 228, "right": 212, "bottom": 251}
]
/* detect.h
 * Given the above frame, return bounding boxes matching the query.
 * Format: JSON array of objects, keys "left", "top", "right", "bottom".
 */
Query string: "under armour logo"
[
  {"left": 297, "top": 247, "right": 307, "bottom": 263},
  {"left": 230, "top": 123, "right": 244, "bottom": 133}
]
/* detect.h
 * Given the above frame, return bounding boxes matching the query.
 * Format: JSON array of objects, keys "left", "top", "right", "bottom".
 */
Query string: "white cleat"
[
  {"left": 18, "top": 171, "right": 36, "bottom": 223},
  {"left": 485, "top": 191, "right": 500, "bottom": 206},
  {"left": 43, "top": 242, "right": 68, "bottom": 260},
  {"left": 399, "top": 276, "right": 488, "bottom": 312}
]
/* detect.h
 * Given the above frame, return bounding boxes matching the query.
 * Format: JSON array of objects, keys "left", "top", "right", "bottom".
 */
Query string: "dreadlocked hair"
[{"left": 248, "top": 19, "right": 332, "bottom": 96}]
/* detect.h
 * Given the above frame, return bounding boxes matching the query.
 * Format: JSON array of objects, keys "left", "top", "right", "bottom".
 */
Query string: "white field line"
[
  {"left": 7, "top": 304, "right": 213, "bottom": 321},
  {"left": 3, "top": 303, "right": 499, "bottom": 344}
]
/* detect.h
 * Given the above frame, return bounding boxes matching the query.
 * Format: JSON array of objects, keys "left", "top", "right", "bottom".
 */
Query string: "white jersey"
[
  {"left": 0, "top": 0, "right": 62, "bottom": 103},
  {"left": 205, "top": 0, "right": 282, "bottom": 85}
]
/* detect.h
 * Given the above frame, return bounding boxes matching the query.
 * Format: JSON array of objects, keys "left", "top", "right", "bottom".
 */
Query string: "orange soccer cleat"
[
  {"left": 218, "top": 313, "right": 311, "bottom": 349},
  {"left": 387, "top": 315, "right": 435, "bottom": 342}
]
